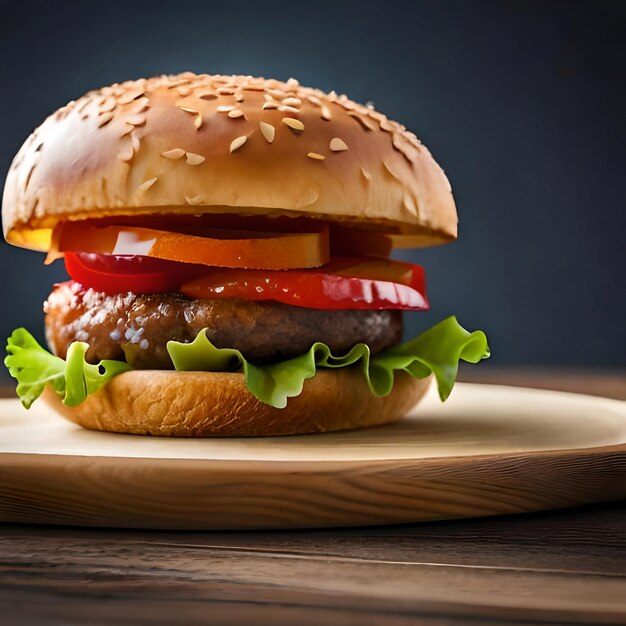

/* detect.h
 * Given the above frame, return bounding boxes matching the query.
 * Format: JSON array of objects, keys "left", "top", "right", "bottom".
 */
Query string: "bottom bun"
[{"left": 43, "top": 369, "right": 432, "bottom": 437}]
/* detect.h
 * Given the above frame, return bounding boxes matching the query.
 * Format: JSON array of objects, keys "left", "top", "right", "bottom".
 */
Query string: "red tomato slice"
[
  {"left": 180, "top": 259, "right": 429, "bottom": 310},
  {"left": 64, "top": 253, "right": 429, "bottom": 310},
  {"left": 64, "top": 252, "right": 206, "bottom": 294}
]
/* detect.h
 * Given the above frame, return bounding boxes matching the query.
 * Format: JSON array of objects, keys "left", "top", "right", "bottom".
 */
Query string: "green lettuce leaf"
[
  {"left": 5, "top": 328, "right": 132, "bottom": 408},
  {"left": 168, "top": 316, "right": 489, "bottom": 408},
  {"left": 5, "top": 317, "right": 489, "bottom": 410}
]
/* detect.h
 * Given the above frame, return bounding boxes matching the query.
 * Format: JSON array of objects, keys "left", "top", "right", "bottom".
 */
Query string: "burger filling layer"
[{"left": 6, "top": 217, "right": 490, "bottom": 410}]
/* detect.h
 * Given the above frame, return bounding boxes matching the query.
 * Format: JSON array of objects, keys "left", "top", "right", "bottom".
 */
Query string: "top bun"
[{"left": 2, "top": 73, "right": 457, "bottom": 251}]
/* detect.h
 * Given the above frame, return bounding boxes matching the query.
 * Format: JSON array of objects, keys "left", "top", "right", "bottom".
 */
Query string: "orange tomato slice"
[
  {"left": 330, "top": 258, "right": 415, "bottom": 285},
  {"left": 49, "top": 221, "right": 330, "bottom": 270}
]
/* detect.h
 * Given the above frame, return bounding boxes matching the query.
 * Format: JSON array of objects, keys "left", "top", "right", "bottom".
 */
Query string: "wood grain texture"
[
  {"left": 0, "top": 383, "right": 625, "bottom": 529},
  {"left": 1, "top": 504, "right": 625, "bottom": 625}
]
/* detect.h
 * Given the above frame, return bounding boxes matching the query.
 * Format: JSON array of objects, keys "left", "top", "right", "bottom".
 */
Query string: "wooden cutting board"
[{"left": 0, "top": 383, "right": 624, "bottom": 530}]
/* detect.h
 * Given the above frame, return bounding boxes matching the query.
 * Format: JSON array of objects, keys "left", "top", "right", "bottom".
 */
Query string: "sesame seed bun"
[
  {"left": 43, "top": 369, "right": 432, "bottom": 437},
  {"left": 3, "top": 73, "right": 457, "bottom": 251}
]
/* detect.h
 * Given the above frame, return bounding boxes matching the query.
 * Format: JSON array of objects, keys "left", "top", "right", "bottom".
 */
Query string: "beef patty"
[{"left": 44, "top": 282, "right": 403, "bottom": 368}]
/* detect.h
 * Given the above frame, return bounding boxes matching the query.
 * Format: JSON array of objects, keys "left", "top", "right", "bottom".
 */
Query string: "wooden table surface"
[{"left": 1, "top": 370, "right": 625, "bottom": 626}]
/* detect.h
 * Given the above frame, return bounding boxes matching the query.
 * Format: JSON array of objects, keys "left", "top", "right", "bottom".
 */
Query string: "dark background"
[{"left": 0, "top": 0, "right": 624, "bottom": 384}]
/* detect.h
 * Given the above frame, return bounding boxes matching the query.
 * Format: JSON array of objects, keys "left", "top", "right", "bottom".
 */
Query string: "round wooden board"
[{"left": 0, "top": 383, "right": 624, "bottom": 530}]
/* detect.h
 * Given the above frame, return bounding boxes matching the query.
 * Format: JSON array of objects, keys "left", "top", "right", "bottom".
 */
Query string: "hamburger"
[{"left": 3, "top": 72, "right": 489, "bottom": 436}]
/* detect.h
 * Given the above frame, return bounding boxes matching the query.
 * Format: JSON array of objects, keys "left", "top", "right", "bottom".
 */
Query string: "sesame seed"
[
  {"left": 380, "top": 118, "right": 395, "bottom": 132},
  {"left": 307, "top": 95, "right": 321, "bottom": 106},
  {"left": 217, "top": 88, "right": 235, "bottom": 95},
  {"left": 337, "top": 97, "right": 355, "bottom": 111},
  {"left": 282, "top": 117, "right": 304, "bottom": 131},
  {"left": 260, "top": 122, "right": 275, "bottom": 143},
  {"left": 282, "top": 97, "right": 302, "bottom": 107},
  {"left": 130, "top": 98, "right": 150, "bottom": 114},
  {"left": 136, "top": 177, "right": 157, "bottom": 193},
  {"left": 24, "top": 164, "right": 36, "bottom": 190},
  {"left": 230, "top": 135, "right": 247, "bottom": 153},
  {"left": 330, "top": 137, "right": 348, "bottom": 151},
  {"left": 97, "top": 112, "right": 114, "bottom": 127},
  {"left": 392, "top": 133, "right": 408, "bottom": 152},
  {"left": 348, "top": 111, "right": 377, "bottom": 131},
  {"left": 286, "top": 77, "right": 299, "bottom": 88},
  {"left": 262, "top": 101, "right": 279, "bottom": 110},
  {"left": 118, "top": 89, "right": 145, "bottom": 105},
  {"left": 320, "top": 105, "right": 331, "bottom": 121},
  {"left": 125, "top": 114, "right": 146, "bottom": 126},
  {"left": 268, "top": 89, "right": 286, "bottom": 99},
  {"left": 382, "top": 160, "right": 401, "bottom": 181},
  {"left": 176, "top": 104, "right": 202, "bottom": 129},
  {"left": 278, "top": 105, "right": 299, "bottom": 114},
  {"left": 360, "top": 167, "right": 371, "bottom": 182},
  {"left": 161, "top": 148, "right": 186, "bottom": 159},
  {"left": 186, "top": 152, "right": 205, "bottom": 165},
  {"left": 130, "top": 131, "right": 140, "bottom": 151},
  {"left": 100, "top": 97, "right": 116, "bottom": 112},
  {"left": 228, "top": 109, "right": 245, "bottom": 119},
  {"left": 77, "top": 99, "right": 90, "bottom": 113},
  {"left": 118, "top": 144, "right": 134, "bottom": 161},
  {"left": 307, "top": 152, "right": 325, "bottom": 160},
  {"left": 217, "top": 105, "right": 235, "bottom": 112},
  {"left": 120, "top": 124, "right": 134, "bottom": 136},
  {"left": 235, "top": 92, "right": 245, "bottom": 102},
  {"left": 176, "top": 86, "right": 191, "bottom": 97},
  {"left": 177, "top": 105, "right": 200, "bottom": 115}
]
